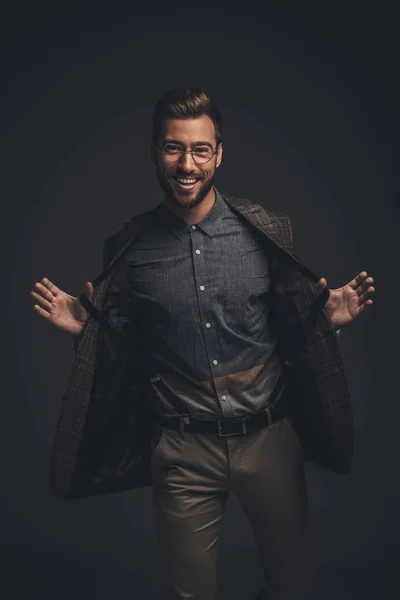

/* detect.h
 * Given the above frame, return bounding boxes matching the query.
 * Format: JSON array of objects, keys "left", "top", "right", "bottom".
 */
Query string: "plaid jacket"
[{"left": 50, "top": 195, "right": 353, "bottom": 499}]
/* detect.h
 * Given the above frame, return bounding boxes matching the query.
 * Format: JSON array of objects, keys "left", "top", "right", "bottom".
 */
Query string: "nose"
[{"left": 179, "top": 151, "right": 196, "bottom": 171}]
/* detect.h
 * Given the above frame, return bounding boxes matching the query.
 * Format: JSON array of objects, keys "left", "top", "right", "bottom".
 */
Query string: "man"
[{"left": 31, "top": 86, "right": 374, "bottom": 600}]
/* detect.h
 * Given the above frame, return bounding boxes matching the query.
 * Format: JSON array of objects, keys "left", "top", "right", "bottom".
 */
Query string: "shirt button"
[
  {"left": 191, "top": 225, "right": 197, "bottom": 230},
  {"left": 205, "top": 322, "right": 211, "bottom": 328},
  {"left": 213, "top": 359, "right": 218, "bottom": 365},
  {"left": 195, "top": 249, "right": 201, "bottom": 255},
  {"left": 221, "top": 395, "right": 226, "bottom": 401},
  {"left": 200, "top": 285, "right": 205, "bottom": 291}
]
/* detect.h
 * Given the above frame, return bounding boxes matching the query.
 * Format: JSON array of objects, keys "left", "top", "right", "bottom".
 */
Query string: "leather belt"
[{"left": 156, "top": 390, "right": 290, "bottom": 438}]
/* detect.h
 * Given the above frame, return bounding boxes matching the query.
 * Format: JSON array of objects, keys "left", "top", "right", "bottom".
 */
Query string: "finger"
[
  {"left": 30, "top": 290, "right": 53, "bottom": 312},
  {"left": 349, "top": 271, "right": 368, "bottom": 290},
  {"left": 40, "top": 277, "right": 61, "bottom": 297},
  {"left": 316, "top": 278, "right": 327, "bottom": 294},
  {"left": 357, "top": 299, "right": 373, "bottom": 313},
  {"left": 355, "top": 277, "right": 374, "bottom": 296},
  {"left": 83, "top": 281, "right": 94, "bottom": 300},
  {"left": 32, "top": 304, "right": 51, "bottom": 319},
  {"left": 34, "top": 281, "right": 56, "bottom": 302},
  {"left": 358, "top": 287, "right": 375, "bottom": 304}
]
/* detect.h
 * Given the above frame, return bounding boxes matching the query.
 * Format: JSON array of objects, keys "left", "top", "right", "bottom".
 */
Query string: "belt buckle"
[{"left": 217, "top": 417, "right": 247, "bottom": 437}]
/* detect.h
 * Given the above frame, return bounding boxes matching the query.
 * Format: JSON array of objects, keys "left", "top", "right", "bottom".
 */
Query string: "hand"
[
  {"left": 30, "top": 277, "right": 93, "bottom": 336},
  {"left": 316, "top": 271, "right": 375, "bottom": 329}
]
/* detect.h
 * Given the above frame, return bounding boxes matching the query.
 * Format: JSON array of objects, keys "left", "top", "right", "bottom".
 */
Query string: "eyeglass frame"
[{"left": 158, "top": 142, "right": 220, "bottom": 164}]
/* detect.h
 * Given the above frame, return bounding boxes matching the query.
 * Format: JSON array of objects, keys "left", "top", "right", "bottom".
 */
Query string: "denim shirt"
[{"left": 108, "top": 188, "right": 283, "bottom": 420}]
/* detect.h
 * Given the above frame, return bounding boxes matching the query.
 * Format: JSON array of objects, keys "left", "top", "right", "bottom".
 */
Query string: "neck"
[{"left": 162, "top": 187, "right": 216, "bottom": 224}]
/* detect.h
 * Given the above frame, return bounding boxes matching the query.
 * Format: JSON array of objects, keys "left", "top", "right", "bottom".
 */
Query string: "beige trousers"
[{"left": 150, "top": 416, "right": 317, "bottom": 600}]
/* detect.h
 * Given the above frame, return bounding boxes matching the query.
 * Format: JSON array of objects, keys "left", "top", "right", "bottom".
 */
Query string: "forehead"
[{"left": 160, "top": 115, "right": 216, "bottom": 144}]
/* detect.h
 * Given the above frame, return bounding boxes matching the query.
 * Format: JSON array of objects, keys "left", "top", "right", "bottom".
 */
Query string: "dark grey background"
[{"left": 1, "top": 3, "right": 398, "bottom": 599}]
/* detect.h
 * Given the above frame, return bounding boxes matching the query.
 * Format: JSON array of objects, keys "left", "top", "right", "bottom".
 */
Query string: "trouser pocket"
[
  {"left": 151, "top": 423, "right": 166, "bottom": 454},
  {"left": 285, "top": 415, "right": 305, "bottom": 461}
]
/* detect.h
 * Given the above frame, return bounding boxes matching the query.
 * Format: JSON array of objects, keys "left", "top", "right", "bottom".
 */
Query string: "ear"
[
  {"left": 150, "top": 143, "right": 157, "bottom": 165},
  {"left": 216, "top": 143, "right": 223, "bottom": 169}
]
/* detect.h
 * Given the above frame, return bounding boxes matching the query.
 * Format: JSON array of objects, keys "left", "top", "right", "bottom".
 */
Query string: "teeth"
[{"left": 176, "top": 178, "right": 197, "bottom": 184}]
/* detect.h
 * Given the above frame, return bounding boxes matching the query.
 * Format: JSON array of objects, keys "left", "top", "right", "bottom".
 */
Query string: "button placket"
[
  {"left": 214, "top": 378, "right": 232, "bottom": 417},
  {"left": 190, "top": 224, "right": 227, "bottom": 415}
]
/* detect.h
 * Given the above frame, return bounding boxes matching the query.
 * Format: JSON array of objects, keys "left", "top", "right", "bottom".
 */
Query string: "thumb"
[
  {"left": 82, "top": 281, "right": 94, "bottom": 301},
  {"left": 316, "top": 277, "right": 327, "bottom": 295}
]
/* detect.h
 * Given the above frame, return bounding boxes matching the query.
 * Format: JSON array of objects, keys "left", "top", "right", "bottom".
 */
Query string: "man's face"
[{"left": 152, "top": 115, "right": 223, "bottom": 210}]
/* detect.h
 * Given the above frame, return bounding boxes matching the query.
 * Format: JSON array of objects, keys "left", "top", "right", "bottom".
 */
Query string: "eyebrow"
[{"left": 163, "top": 139, "right": 214, "bottom": 148}]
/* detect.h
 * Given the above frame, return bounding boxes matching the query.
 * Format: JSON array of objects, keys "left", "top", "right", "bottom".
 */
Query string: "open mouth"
[{"left": 173, "top": 176, "right": 201, "bottom": 191}]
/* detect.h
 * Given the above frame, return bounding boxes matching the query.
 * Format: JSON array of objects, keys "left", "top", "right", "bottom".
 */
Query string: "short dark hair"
[{"left": 152, "top": 85, "right": 223, "bottom": 146}]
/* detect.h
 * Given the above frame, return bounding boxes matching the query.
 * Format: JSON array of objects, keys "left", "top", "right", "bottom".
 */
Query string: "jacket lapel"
[
  {"left": 223, "top": 195, "right": 330, "bottom": 306},
  {"left": 223, "top": 195, "right": 293, "bottom": 255},
  {"left": 79, "top": 206, "right": 161, "bottom": 326},
  {"left": 96, "top": 206, "right": 161, "bottom": 283}
]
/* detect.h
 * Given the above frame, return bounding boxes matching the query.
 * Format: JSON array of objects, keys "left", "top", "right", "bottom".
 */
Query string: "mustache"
[{"left": 173, "top": 171, "right": 203, "bottom": 179}]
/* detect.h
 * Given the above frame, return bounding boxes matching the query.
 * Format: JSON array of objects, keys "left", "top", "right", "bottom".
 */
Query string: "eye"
[
  {"left": 193, "top": 146, "right": 211, "bottom": 156},
  {"left": 163, "top": 143, "right": 183, "bottom": 154}
]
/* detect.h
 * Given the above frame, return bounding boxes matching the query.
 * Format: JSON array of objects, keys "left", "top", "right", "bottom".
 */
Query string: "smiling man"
[
  {"left": 151, "top": 95, "right": 223, "bottom": 221},
  {"left": 31, "top": 86, "right": 374, "bottom": 600}
]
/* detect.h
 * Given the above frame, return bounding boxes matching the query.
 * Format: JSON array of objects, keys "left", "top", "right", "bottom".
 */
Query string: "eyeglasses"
[{"left": 160, "top": 143, "right": 218, "bottom": 164}]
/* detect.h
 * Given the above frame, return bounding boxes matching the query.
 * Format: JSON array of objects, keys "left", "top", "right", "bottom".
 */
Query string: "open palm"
[
  {"left": 31, "top": 277, "right": 93, "bottom": 336},
  {"left": 317, "top": 271, "right": 375, "bottom": 329}
]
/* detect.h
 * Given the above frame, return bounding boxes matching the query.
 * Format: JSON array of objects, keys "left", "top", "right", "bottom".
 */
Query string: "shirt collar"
[{"left": 157, "top": 188, "right": 227, "bottom": 241}]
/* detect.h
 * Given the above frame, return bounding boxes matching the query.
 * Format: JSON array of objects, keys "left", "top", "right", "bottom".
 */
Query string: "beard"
[{"left": 156, "top": 164, "right": 216, "bottom": 210}]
